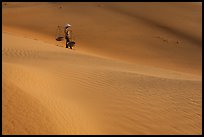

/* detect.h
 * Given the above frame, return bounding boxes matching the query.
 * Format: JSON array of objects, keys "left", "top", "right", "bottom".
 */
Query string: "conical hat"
[{"left": 65, "top": 24, "right": 71, "bottom": 28}]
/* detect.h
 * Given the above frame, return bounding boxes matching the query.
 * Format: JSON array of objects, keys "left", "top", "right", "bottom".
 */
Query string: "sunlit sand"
[{"left": 2, "top": 2, "right": 202, "bottom": 135}]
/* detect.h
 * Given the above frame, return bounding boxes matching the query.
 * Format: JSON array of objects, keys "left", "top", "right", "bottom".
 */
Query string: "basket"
[
  {"left": 55, "top": 26, "right": 64, "bottom": 41},
  {"left": 56, "top": 36, "right": 64, "bottom": 41}
]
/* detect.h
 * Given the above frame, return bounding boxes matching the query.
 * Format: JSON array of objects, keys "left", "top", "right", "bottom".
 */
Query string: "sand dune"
[{"left": 2, "top": 2, "right": 202, "bottom": 135}]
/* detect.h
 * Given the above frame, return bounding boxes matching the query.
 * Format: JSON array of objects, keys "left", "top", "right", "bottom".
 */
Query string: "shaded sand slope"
[
  {"left": 2, "top": 79, "right": 59, "bottom": 134},
  {"left": 2, "top": 32, "right": 202, "bottom": 134},
  {"left": 2, "top": 2, "right": 202, "bottom": 75}
]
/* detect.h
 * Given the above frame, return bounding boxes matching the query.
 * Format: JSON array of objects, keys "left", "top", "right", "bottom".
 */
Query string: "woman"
[{"left": 64, "top": 24, "right": 71, "bottom": 48}]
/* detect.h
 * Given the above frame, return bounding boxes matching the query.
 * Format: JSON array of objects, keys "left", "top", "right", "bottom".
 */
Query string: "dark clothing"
[
  {"left": 66, "top": 39, "right": 69, "bottom": 48},
  {"left": 65, "top": 32, "right": 70, "bottom": 48},
  {"left": 65, "top": 33, "right": 70, "bottom": 41},
  {"left": 65, "top": 28, "right": 74, "bottom": 49}
]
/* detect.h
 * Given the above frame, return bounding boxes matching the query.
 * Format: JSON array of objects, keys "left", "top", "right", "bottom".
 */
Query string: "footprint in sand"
[
  {"left": 155, "top": 36, "right": 169, "bottom": 43},
  {"left": 176, "top": 40, "right": 180, "bottom": 44},
  {"left": 155, "top": 35, "right": 182, "bottom": 46},
  {"left": 97, "top": 4, "right": 104, "bottom": 7},
  {"left": 3, "top": 2, "right": 7, "bottom": 6}
]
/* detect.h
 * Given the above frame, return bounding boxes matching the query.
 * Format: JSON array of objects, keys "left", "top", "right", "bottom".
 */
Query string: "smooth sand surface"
[{"left": 2, "top": 2, "right": 202, "bottom": 135}]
